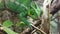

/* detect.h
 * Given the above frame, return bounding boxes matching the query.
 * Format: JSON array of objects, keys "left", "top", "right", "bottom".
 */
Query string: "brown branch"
[
  {"left": 20, "top": 28, "right": 30, "bottom": 34},
  {"left": 31, "top": 24, "right": 46, "bottom": 34}
]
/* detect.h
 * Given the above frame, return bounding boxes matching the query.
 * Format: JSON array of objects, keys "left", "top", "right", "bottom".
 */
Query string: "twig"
[
  {"left": 31, "top": 24, "right": 46, "bottom": 34},
  {"left": 31, "top": 18, "right": 44, "bottom": 34},
  {"left": 31, "top": 29, "right": 36, "bottom": 34},
  {"left": 21, "top": 28, "right": 30, "bottom": 34}
]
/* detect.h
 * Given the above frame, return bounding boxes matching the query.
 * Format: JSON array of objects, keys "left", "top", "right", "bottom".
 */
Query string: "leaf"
[
  {"left": 3, "top": 20, "right": 13, "bottom": 27},
  {"left": 35, "top": 2, "right": 41, "bottom": 17},
  {"left": 17, "top": 0, "right": 32, "bottom": 6},
  {"left": 3, "top": 27, "right": 18, "bottom": 34},
  {"left": 6, "top": 0, "right": 32, "bottom": 14},
  {"left": 18, "top": 13, "right": 32, "bottom": 28},
  {"left": 16, "top": 21, "right": 25, "bottom": 27},
  {"left": 31, "top": 2, "right": 42, "bottom": 17}
]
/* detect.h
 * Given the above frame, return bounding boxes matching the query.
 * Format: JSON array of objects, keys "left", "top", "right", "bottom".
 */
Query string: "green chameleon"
[{"left": 0, "top": 0, "right": 42, "bottom": 28}]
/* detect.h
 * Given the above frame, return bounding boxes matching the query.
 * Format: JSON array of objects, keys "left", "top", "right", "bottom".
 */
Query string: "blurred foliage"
[
  {"left": 16, "top": 21, "right": 26, "bottom": 27},
  {"left": 3, "top": 20, "right": 13, "bottom": 27},
  {"left": 0, "top": 0, "right": 4, "bottom": 10},
  {"left": 31, "top": 2, "right": 42, "bottom": 18},
  {"left": 2, "top": 20, "right": 18, "bottom": 34},
  {"left": 0, "top": 0, "right": 42, "bottom": 34},
  {"left": 3, "top": 27, "right": 18, "bottom": 34},
  {"left": 6, "top": 0, "right": 32, "bottom": 13}
]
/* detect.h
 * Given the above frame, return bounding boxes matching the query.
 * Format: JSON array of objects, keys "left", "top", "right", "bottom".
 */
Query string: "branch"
[{"left": 31, "top": 24, "right": 46, "bottom": 34}]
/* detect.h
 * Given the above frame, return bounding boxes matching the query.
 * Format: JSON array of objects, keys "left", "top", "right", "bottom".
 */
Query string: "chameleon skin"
[{"left": 0, "top": 0, "right": 41, "bottom": 28}]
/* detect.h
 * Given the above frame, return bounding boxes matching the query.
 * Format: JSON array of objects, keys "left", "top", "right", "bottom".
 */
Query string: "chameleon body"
[{"left": 0, "top": 0, "right": 42, "bottom": 28}]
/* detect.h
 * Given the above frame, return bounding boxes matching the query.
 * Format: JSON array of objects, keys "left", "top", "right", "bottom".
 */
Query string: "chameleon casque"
[{"left": 0, "top": 0, "right": 42, "bottom": 28}]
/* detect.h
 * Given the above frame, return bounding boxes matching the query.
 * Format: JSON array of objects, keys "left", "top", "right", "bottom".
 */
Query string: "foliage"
[
  {"left": 3, "top": 27, "right": 18, "bottom": 34},
  {"left": 31, "top": 2, "right": 41, "bottom": 17},
  {"left": 6, "top": 0, "right": 32, "bottom": 13},
  {"left": 2, "top": 20, "right": 18, "bottom": 34},
  {"left": 16, "top": 21, "right": 26, "bottom": 32},
  {"left": 0, "top": 0, "right": 4, "bottom": 10},
  {"left": 16, "top": 21, "right": 25, "bottom": 27},
  {"left": 3, "top": 20, "right": 13, "bottom": 27},
  {"left": 0, "top": 0, "right": 42, "bottom": 34}
]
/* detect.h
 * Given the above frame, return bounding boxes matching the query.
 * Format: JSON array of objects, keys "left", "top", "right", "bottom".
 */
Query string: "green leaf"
[
  {"left": 31, "top": 2, "right": 42, "bottom": 17},
  {"left": 35, "top": 2, "right": 41, "bottom": 17},
  {"left": 3, "top": 27, "right": 18, "bottom": 34},
  {"left": 18, "top": 13, "right": 32, "bottom": 28},
  {"left": 3, "top": 20, "right": 13, "bottom": 27},
  {"left": 17, "top": 0, "right": 32, "bottom": 6},
  {"left": 6, "top": 0, "right": 32, "bottom": 14},
  {"left": 16, "top": 21, "right": 25, "bottom": 27}
]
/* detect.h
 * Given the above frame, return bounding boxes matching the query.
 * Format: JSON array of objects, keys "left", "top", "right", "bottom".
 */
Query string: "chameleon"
[{"left": 0, "top": 0, "right": 42, "bottom": 28}]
